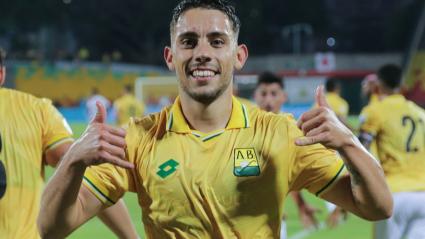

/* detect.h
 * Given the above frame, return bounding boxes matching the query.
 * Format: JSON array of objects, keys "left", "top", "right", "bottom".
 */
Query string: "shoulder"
[
  {"left": 127, "top": 107, "right": 169, "bottom": 139},
  {"left": 4, "top": 88, "right": 53, "bottom": 110},
  {"left": 2, "top": 88, "right": 40, "bottom": 102},
  {"left": 249, "top": 108, "right": 297, "bottom": 134},
  {"left": 407, "top": 100, "right": 425, "bottom": 116},
  {"left": 340, "top": 96, "right": 349, "bottom": 106},
  {"left": 359, "top": 101, "right": 381, "bottom": 125}
]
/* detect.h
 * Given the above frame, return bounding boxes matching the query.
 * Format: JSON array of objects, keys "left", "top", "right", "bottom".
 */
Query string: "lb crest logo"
[{"left": 233, "top": 148, "right": 260, "bottom": 177}]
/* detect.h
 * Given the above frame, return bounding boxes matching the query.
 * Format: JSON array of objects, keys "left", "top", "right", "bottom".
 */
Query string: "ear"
[
  {"left": 234, "top": 44, "right": 248, "bottom": 70},
  {"left": 164, "top": 46, "right": 175, "bottom": 71},
  {"left": 0, "top": 67, "right": 5, "bottom": 86}
]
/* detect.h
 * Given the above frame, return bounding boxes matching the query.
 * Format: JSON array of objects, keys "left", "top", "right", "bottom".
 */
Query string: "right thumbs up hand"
[
  {"left": 295, "top": 86, "right": 354, "bottom": 150},
  {"left": 66, "top": 101, "right": 134, "bottom": 169}
]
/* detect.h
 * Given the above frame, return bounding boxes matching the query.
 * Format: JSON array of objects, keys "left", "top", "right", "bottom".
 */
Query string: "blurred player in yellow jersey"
[
  {"left": 39, "top": 1, "right": 393, "bottom": 238},
  {"left": 254, "top": 72, "right": 320, "bottom": 238},
  {"left": 0, "top": 49, "right": 139, "bottom": 239},
  {"left": 315, "top": 78, "right": 349, "bottom": 124},
  {"left": 113, "top": 85, "right": 145, "bottom": 127},
  {"left": 359, "top": 64, "right": 425, "bottom": 239}
]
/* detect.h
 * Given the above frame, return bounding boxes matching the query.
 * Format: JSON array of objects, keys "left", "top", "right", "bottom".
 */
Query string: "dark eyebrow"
[
  {"left": 207, "top": 31, "right": 229, "bottom": 39},
  {"left": 177, "top": 32, "right": 199, "bottom": 40},
  {"left": 177, "top": 31, "right": 230, "bottom": 40}
]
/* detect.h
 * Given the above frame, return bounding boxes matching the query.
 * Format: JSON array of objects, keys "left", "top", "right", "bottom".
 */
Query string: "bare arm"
[
  {"left": 290, "top": 192, "right": 319, "bottom": 229},
  {"left": 38, "top": 102, "right": 134, "bottom": 238},
  {"left": 296, "top": 86, "right": 392, "bottom": 221},
  {"left": 97, "top": 199, "right": 139, "bottom": 239},
  {"left": 44, "top": 139, "right": 139, "bottom": 238}
]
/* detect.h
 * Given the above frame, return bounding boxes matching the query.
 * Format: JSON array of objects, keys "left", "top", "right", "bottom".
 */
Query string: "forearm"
[
  {"left": 338, "top": 136, "right": 392, "bottom": 220},
  {"left": 38, "top": 158, "right": 87, "bottom": 238}
]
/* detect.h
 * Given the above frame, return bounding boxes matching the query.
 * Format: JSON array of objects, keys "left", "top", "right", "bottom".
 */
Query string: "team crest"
[{"left": 233, "top": 148, "right": 260, "bottom": 177}]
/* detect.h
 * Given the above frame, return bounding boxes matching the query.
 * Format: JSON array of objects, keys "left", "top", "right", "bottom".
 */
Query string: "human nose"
[{"left": 194, "top": 40, "right": 212, "bottom": 63}]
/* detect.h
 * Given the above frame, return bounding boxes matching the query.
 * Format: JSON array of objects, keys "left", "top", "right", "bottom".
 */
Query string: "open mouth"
[{"left": 188, "top": 68, "right": 220, "bottom": 82}]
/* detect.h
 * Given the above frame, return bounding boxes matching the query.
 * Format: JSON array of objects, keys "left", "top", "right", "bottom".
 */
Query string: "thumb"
[
  {"left": 91, "top": 101, "right": 106, "bottom": 124},
  {"left": 316, "top": 85, "right": 330, "bottom": 108}
]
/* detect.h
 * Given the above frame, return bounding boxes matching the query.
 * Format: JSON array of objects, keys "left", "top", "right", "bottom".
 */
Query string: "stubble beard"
[{"left": 181, "top": 77, "right": 231, "bottom": 105}]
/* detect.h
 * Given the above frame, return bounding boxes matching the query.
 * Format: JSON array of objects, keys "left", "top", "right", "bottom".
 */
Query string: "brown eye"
[
  {"left": 181, "top": 39, "right": 197, "bottom": 48},
  {"left": 211, "top": 39, "right": 225, "bottom": 47}
]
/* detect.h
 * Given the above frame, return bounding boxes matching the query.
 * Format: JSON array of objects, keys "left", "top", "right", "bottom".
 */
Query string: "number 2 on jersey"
[
  {"left": 0, "top": 132, "right": 6, "bottom": 199},
  {"left": 402, "top": 116, "right": 425, "bottom": 152}
]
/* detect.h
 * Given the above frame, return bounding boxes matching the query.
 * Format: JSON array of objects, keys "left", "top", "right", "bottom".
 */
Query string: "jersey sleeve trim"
[
  {"left": 315, "top": 164, "right": 345, "bottom": 196},
  {"left": 45, "top": 137, "right": 74, "bottom": 151},
  {"left": 82, "top": 176, "right": 116, "bottom": 205}
]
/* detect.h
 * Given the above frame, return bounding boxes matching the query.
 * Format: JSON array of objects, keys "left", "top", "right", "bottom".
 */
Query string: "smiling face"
[{"left": 164, "top": 8, "right": 248, "bottom": 104}]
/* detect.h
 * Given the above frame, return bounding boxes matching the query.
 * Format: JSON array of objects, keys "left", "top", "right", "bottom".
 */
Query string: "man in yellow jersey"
[
  {"left": 254, "top": 71, "right": 320, "bottom": 237},
  {"left": 38, "top": 1, "right": 393, "bottom": 238},
  {"left": 114, "top": 85, "right": 145, "bottom": 127},
  {"left": 359, "top": 64, "right": 425, "bottom": 239},
  {"left": 0, "top": 49, "right": 139, "bottom": 239}
]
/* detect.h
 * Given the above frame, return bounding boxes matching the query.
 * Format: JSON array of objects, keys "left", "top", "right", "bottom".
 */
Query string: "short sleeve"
[
  {"left": 83, "top": 163, "right": 134, "bottom": 205},
  {"left": 287, "top": 116, "right": 345, "bottom": 196},
  {"left": 359, "top": 104, "right": 380, "bottom": 136},
  {"left": 83, "top": 118, "right": 140, "bottom": 205},
  {"left": 39, "top": 98, "right": 73, "bottom": 151}
]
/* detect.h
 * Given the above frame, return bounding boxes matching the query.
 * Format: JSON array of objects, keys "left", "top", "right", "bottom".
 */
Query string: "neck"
[
  {"left": 379, "top": 88, "right": 399, "bottom": 99},
  {"left": 180, "top": 87, "right": 233, "bottom": 133}
]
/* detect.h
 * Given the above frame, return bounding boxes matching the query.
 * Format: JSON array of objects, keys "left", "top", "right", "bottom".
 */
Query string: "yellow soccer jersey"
[
  {"left": 312, "top": 92, "right": 349, "bottom": 118},
  {"left": 0, "top": 88, "right": 73, "bottom": 239},
  {"left": 362, "top": 94, "right": 380, "bottom": 158},
  {"left": 325, "top": 92, "right": 349, "bottom": 117},
  {"left": 360, "top": 94, "right": 425, "bottom": 193},
  {"left": 84, "top": 96, "right": 344, "bottom": 239},
  {"left": 369, "top": 93, "right": 379, "bottom": 104},
  {"left": 113, "top": 94, "right": 145, "bottom": 127}
]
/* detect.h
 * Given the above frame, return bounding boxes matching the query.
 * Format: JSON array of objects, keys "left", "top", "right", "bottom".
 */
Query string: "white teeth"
[{"left": 192, "top": 70, "right": 215, "bottom": 77}]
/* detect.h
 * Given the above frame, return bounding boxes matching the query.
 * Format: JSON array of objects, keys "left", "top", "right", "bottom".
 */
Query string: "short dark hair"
[
  {"left": 377, "top": 64, "right": 402, "bottom": 89},
  {"left": 0, "top": 48, "right": 6, "bottom": 68},
  {"left": 257, "top": 72, "right": 284, "bottom": 89},
  {"left": 325, "top": 78, "right": 339, "bottom": 92},
  {"left": 124, "top": 84, "right": 133, "bottom": 92},
  {"left": 170, "top": 0, "right": 241, "bottom": 37}
]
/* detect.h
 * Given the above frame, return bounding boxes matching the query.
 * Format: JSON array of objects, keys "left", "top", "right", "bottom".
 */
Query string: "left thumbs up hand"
[{"left": 295, "top": 85, "right": 354, "bottom": 149}]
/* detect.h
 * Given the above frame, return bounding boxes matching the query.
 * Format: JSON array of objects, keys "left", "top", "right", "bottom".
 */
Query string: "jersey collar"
[{"left": 166, "top": 96, "right": 250, "bottom": 133}]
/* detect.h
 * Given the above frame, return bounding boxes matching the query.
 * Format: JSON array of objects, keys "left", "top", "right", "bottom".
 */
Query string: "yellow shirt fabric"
[
  {"left": 359, "top": 94, "right": 425, "bottom": 193},
  {"left": 312, "top": 92, "right": 349, "bottom": 118},
  {"left": 363, "top": 93, "right": 380, "bottom": 158},
  {"left": 369, "top": 93, "right": 379, "bottom": 105},
  {"left": 84, "top": 96, "right": 344, "bottom": 239},
  {"left": 325, "top": 92, "right": 349, "bottom": 117},
  {"left": 113, "top": 94, "right": 145, "bottom": 127},
  {"left": 0, "top": 88, "right": 73, "bottom": 239}
]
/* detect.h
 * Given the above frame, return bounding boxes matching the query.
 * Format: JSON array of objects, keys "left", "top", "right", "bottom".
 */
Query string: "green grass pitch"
[{"left": 46, "top": 118, "right": 372, "bottom": 239}]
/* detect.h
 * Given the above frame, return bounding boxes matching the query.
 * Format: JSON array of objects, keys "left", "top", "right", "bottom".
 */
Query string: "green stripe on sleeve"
[
  {"left": 83, "top": 176, "right": 116, "bottom": 204},
  {"left": 45, "top": 137, "right": 74, "bottom": 151},
  {"left": 315, "top": 164, "right": 345, "bottom": 196}
]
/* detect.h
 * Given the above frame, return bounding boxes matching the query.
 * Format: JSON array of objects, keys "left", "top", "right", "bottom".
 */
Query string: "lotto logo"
[{"left": 157, "top": 159, "right": 179, "bottom": 179}]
